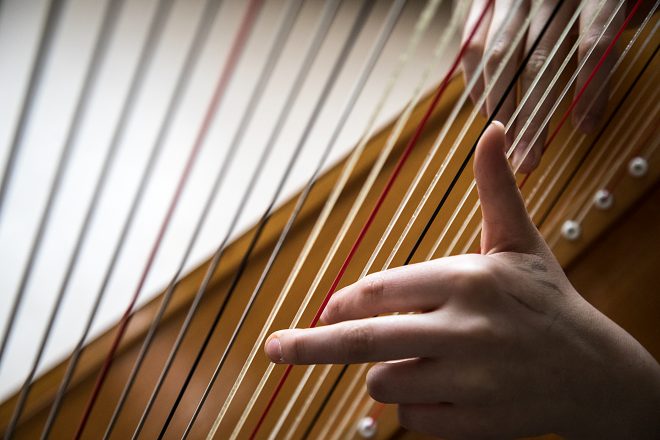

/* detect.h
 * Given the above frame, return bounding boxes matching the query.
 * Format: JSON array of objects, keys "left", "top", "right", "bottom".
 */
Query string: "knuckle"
[
  {"left": 342, "top": 323, "right": 375, "bottom": 361},
  {"left": 358, "top": 274, "right": 385, "bottom": 306},
  {"left": 485, "top": 41, "right": 508, "bottom": 76},
  {"left": 522, "top": 49, "right": 549, "bottom": 82},
  {"left": 579, "top": 33, "right": 611, "bottom": 59},
  {"left": 466, "top": 41, "right": 484, "bottom": 59},
  {"left": 323, "top": 297, "right": 342, "bottom": 323},
  {"left": 454, "top": 258, "right": 496, "bottom": 294}
]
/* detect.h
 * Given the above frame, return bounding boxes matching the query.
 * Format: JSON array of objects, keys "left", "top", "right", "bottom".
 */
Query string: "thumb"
[{"left": 474, "top": 121, "right": 543, "bottom": 254}]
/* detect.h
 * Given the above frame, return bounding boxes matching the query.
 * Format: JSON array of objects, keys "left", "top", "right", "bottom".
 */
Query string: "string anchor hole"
[
  {"left": 593, "top": 189, "right": 613, "bottom": 210},
  {"left": 357, "top": 416, "right": 377, "bottom": 438},
  {"left": 561, "top": 220, "right": 581, "bottom": 241},
  {"left": 628, "top": 156, "right": 648, "bottom": 177}
]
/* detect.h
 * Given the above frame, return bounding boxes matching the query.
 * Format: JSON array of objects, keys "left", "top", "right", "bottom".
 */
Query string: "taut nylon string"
[
  {"left": 72, "top": 1, "right": 264, "bottom": 438},
  {"left": 41, "top": 0, "right": 227, "bottom": 434},
  {"left": 304, "top": 0, "right": 570, "bottom": 434},
  {"left": 2, "top": 0, "right": 127, "bottom": 435},
  {"left": 426, "top": 0, "right": 636, "bottom": 260},
  {"left": 291, "top": 0, "right": 540, "bottom": 435},
  {"left": 177, "top": 1, "right": 422, "bottom": 438},
  {"left": 242, "top": 2, "right": 496, "bottom": 438},
  {"left": 212, "top": 1, "right": 456, "bottom": 437},
  {"left": 359, "top": 1, "right": 648, "bottom": 430},
  {"left": 0, "top": 0, "right": 110, "bottom": 368},
  {"left": 0, "top": 0, "right": 65, "bottom": 223},
  {"left": 102, "top": 1, "right": 305, "bottom": 437}
]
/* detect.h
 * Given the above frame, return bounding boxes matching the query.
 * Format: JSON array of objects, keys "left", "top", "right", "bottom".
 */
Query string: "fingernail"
[{"left": 265, "top": 335, "right": 283, "bottom": 363}]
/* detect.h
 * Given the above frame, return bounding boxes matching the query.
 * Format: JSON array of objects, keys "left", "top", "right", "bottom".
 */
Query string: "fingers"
[
  {"left": 513, "top": 0, "right": 574, "bottom": 173},
  {"left": 367, "top": 358, "right": 496, "bottom": 405},
  {"left": 572, "top": 0, "right": 625, "bottom": 132},
  {"left": 474, "top": 122, "right": 542, "bottom": 254},
  {"left": 462, "top": 0, "right": 494, "bottom": 115},
  {"left": 482, "top": 0, "right": 529, "bottom": 123},
  {"left": 319, "top": 259, "right": 456, "bottom": 324},
  {"left": 398, "top": 404, "right": 493, "bottom": 439},
  {"left": 264, "top": 314, "right": 438, "bottom": 364}
]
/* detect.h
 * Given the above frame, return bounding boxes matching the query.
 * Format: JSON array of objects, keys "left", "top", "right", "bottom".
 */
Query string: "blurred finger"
[
  {"left": 483, "top": 0, "right": 529, "bottom": 123},
  {"left": 461, "top": 0, "right": 494, "bottom": 115},
  {"left": 513, "top": 0, "right": 574, "bottom": 173},
  {"left": 572, "top": 0, "right": 626, "bottom": 132}
]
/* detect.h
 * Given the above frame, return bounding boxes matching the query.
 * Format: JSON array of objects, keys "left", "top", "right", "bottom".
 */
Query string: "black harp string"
[
  {"left": 154, "top": 2, "right": 385, "bottom": 437},
  {"left": 180, "top": 0, "right": 408, "bottom": 436},
  {"left": 0, "top": 0, "right": 67, "bottom": 366},
  {"left": 107, "top": 0, "right": 306, "bottom": 437},
  {"left": 6, "top": 0, "right": 178, "bottom": 436},
  {"left": 0, "top": 0, "right": 66, "bottom": 223},
  {"left": 40, "top": 0, "right": 227, "bottom": 434},
  {"left": 536, "top": 42, "right": 659, "bottom": 230},
  {"left": 299, "top": 1, "right": 567, "bottom": 435},
  {"left": 3, "top": 0, "right": 128, "bottom": 434},
  {"left": 179, "top": 0, "right": 343, "bottom": 435}
]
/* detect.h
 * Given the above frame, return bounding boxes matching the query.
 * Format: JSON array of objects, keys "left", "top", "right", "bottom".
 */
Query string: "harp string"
[
  {"left": 309, "top": 1, "right": 644, "bottom": 435},
  {"left": 536, "top": 66, "right": 657, "bottom": 234},
  {"left": 2, "top": 0, "right": 127, "bottom": 435},
  {"left": 40, "top": 0, "right": 228, "bottom": 434},
  {"left": 345, "top": 19, "right": 654, "bottom": 440},
  {"left": 524, "top": 6, "right": 658, "bottom": 219},
  {"left": 72, "top": 0, "right": 265, "bottom": 437},
  {"left": 235, "top": 2, "right": 462, "bottom": 437},
  {"left": 544, "top": 110, "right": 658, "bottom": 249},
  {"left": 100, "top": 0, "right": 307, "bottom": 436},
  {"left": 463, "top": 40, "right": 659, "bottom": 255},
  {"left": 263, "top": 0, "right": 536, "bottom": 434},
  {"left": 412, "top": 0, "right": 629, "bottom": 264},
  {"left": 302, "top": 0, "right": 573, "bottom": 432},
  {"left": 175, "top": 0, "right": 425, "bottom": 437},
  {"left": 426, "top": 0, "right": 640, "bottom": 261},
  {"left": 209, "top": 0, "right": 462, "bottom": 435},
  {"left": 369, "top": 0, "right": 554, "bottom": 277},
  {"left": 572, "top": 104, "right": 659, "bottom": 224},
  {"left": 0, "top": 0, "right": 65, "bottom": 221},
  {"left": 0, "top": 0, "right": 121, "bottom": 368},
  {"left": 420, "top": 0, "right": 613, "bottom": 262},
  {"left": 5, "top": 0, "right": 179, "bottom": 436},
  {"left": 146, "top": 0, "right": 384, "bottom": 437},
  {"left": 545, "top": 89, "right": 659, "bottom": 246},
  {"left": 443, "top": 17, "right": 658, "bottom": 259},
  {"left": 151, "top": 0, "right": 389, "bottom": 437},
  {"left": 604, "top": 126, "right": 658, "bottom": 192},
  {"left": 534, "top": 41, "right": 659, "bottom": 231},
  {"left": 240, "top": 1, "right": 496, "bottom": 438}
]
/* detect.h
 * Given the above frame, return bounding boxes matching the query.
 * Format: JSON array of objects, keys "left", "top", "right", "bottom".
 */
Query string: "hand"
[
  {"left": 264, "top": 122, "right": 660, "bottom": 438},
  {"left": 461, "top": 0, "right": 645, "bottom": 173}
]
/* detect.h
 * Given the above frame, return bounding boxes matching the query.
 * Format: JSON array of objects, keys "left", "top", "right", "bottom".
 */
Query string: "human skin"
[
  {"left": 460, "top": 0, "right": 651, "bottom": 173},
  {"left": 264, "top": 122, "right": 660, "bottom": 438}
]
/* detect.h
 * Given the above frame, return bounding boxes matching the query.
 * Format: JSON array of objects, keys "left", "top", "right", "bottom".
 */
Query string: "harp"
[{"left": 0, "top": 0, "right": 658, "bottom": 438}]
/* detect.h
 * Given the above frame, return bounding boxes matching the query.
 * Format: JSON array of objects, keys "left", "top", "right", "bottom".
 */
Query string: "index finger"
[{"left": 264, "top": 314, "right": 438, "bottom": 365}]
